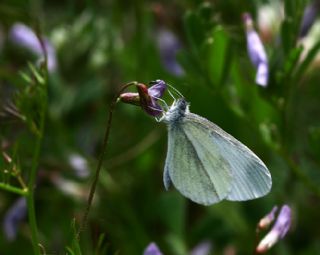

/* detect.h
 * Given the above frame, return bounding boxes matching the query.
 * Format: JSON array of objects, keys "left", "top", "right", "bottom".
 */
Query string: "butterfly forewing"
[
  {"left": 185, "top": 113, "right": 272, "bottom": 201},
  {"left": 164, "top": 120, "right": 233, "bottom": 205}
]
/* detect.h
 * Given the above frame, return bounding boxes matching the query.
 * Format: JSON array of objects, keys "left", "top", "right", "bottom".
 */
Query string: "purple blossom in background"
[
  {"left": 3, "top": 197, "right": 27, "bottom": 241},
  {"left": 299, "top": 0, "right": 320, "bottom": 38},
  {"left": 143, "top": 242, "right": 163, "bottom": 255},
  {"left": 190, "top": 240, "right": 212, "bottom": 255},
  {"left": 9, "top": 23, "right": 57, "bottom": 72},
  {"left": 258, "top": 206, "right": 278, "bottom": 230},
  {"left": 256, "top": 205, "right": 292, "bottom": 253},
  {"left": 119, "top": 80, "right": 167, "bottom": 117},
  {"left": 68, "top": 153, "right": 90, "bottom": 179},
  {"left": 156, "top": 28, "right": 184, "bottom": 76},
  {"left": 243, "top": 13, "right": 269, "bottom": 87}
]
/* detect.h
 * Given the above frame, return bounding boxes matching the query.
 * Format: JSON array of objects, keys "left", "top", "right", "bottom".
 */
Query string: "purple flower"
[
  {"left": 258, "top": 206, "right": 278, "bottom": 230},
  {"left": 190, "top": 240, "right": 212, "bottom": 255},
  {"left": 243, "top": 13, "right": 269, "bottom": 87},
  {"left": 68, "top": 153, "right": 90, "bottom": 179},
  {"left": 3, "top": 197, "right": 27, "bottom": 241},
  {"left": 9, "top": 23, "right": 57, "bottom": 72},
  {"left": 119, "top": 80, "right": 167, "bottom": 116},
  {"left": 256, "top": 205, "right": 292, "bottom": 253},
  {"left": 143, "top": 242, "right": 163, "bottom": 255},
  {"left": 299, "top": 0, "right": 320, "bottom": 38},
  {"left": 156, "top": 28, "right": 184, "bottom": 76}
]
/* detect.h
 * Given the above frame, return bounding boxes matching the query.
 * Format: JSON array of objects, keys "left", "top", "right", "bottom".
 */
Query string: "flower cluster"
[{"left": 119, "top": 80, "right": 167, "bottom": 117}]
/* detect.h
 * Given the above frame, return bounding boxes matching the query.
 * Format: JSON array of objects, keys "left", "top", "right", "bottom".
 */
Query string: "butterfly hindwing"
[{"left": 185, "top": 113, "right": 272, "bottom": 201}]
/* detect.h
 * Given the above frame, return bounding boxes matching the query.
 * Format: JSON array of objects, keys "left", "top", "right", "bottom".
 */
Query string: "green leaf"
[
  {"left": 294, "top": 40, "right": 320, "bottom": 82},
  {"left": 207, "top": 26, "right": 231, "bottom": 88},
  {"left": 66, "top": 219, "right": 82, "bottom": 255}
]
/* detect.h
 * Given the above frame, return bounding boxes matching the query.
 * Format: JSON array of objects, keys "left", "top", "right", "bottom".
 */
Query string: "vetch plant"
[
  {"left": 0, "top": 39, "right": 49, "bottom": 254},
  {"left": 255, "top": 205, "right": 292, "bottom": 254}
]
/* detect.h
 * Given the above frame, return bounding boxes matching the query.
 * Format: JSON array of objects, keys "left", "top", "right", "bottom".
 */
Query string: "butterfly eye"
[{"left": 177, "top": 98, "right": 187, "bottom": 111}]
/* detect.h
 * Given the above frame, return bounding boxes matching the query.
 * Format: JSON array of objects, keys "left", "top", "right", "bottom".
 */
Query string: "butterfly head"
[{"left": 162, "top": 98, "right": 189, "bottom": 123}]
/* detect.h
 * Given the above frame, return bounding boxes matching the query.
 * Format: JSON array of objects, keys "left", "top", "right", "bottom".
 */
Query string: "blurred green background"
[{"left": 1, "top": 0, "right": 320, "bottom": 254}]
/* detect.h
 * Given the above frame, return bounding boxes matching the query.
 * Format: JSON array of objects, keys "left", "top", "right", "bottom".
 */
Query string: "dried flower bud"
[
  {"left": 243, "top": 13, "right": 269, "bottom": 87},
  {"left": 256, "top": 205, "right": 292, "bottom": 253},
  {"left": 118, "top": 92, "right": 141, "bottom": 106}
]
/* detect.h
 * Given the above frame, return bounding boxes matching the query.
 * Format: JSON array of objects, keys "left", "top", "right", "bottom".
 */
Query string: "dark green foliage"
[{"left": 1, "top": 0, "right": 320, "bottom": 254}]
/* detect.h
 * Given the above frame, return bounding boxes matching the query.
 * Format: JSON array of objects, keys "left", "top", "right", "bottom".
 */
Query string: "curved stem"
[{"left": 76, "top": 82, "right": 138, "bottom": 239}]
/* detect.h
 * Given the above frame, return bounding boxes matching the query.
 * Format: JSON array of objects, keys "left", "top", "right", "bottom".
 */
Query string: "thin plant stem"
[
  {"left": 0, "top": 183, "right": 28, "bottom": 196},
  {"left": 76, "top": 81, "right": 138, "bottom": 240},
  {"left": 27, "top": 89, "right": 47, "bottom": 255},
  {"left": 26, "top": 32, "right": 49, "bottom": 255}
]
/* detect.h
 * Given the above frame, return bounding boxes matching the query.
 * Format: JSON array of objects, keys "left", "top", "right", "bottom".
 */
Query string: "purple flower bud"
[
  {"left": 119, "top": 92, "right": 141, "bottom": 106},
  {"left": 3, "top": 197, "right": 27, "bottom": 241},
  {"left": 256, "top": 205, "right": 292, "bottom": 253},
  {"left": 9, "top": 23, "right": 57, "bottom": 72},
  {"left": 156, "top": 28, "right": 184, "bottom": 76},
  {"left": 258, "top": 206, "right": 278, "bottom": 230},
  {"left": 299, "top": 0, "right": 320, "bottom": 38},
  {"left": 119, "top": 80, "right": 167, "bottom": 117},
  {"left": 243, "top": 13, "right": 269, "bottom": 87},
  {"left": 190, "top": 240, "right": 212, "bottom": 255},
  {"left": 143, "top": 242, "right": 163, "bottom": 255}
]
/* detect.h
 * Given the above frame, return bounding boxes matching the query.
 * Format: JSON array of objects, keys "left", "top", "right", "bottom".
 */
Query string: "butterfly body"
[{"left": 162, "top": 98, "right": 272, "bottom": 205}]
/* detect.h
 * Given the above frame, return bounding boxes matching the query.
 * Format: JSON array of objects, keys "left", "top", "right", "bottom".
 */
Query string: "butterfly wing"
[
  {"left": 164, "top": 119, "right": 233, "bottom": 205},
  {"left": 184, "top": 113, "right": 272, "bottom": 201}
]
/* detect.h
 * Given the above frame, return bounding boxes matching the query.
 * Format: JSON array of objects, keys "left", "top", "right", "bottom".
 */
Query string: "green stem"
[
  {"left": 76, "top": 82, "right": 138, "bottom": 239},
  {"left": 0, "top": 183, "right": 28, "bottom": 196},
  {"left": 26, "top": 38, "right": 48, "bottom": 254},
  {"left": 27, "top": 99, "right": 46, "bottom": 255}
]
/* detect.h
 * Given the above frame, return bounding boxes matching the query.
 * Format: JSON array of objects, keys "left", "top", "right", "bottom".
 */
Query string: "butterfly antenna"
[
  {"left": 166, "top": 83, "right": 184, "bottom": 98},
  {"left": 151, "top": 96, "right": 169, "bottom": 111},
  {"left": 148, "top": 105, "right": 164, "bottom": 113},
  {"left": 167, "top": 89, "right": 176, "bottom": 101}
]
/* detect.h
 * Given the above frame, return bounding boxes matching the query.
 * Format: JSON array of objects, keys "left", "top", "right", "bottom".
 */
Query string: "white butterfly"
[{"left": 160, "top": 98, "right": 272, "bottom": 205}]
